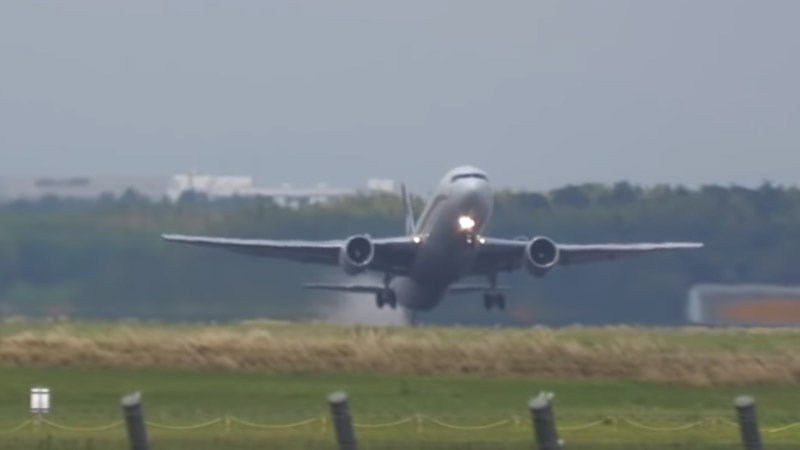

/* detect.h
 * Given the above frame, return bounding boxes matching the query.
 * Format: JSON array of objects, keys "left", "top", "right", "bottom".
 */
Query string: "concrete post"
[
  {"left": 529, "top": 391, "right": 561, "bottom": 450},
  {"left": 120, "top": 392, "right": 150, "bottom": 450},
  {"left": 735, "top": 396, "right": 762, "bottom": 450},
  {"left": 328, "top": 391, "right": 358, "bottom": 450}
]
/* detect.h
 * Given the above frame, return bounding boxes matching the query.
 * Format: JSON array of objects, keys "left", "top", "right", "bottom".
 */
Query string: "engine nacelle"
[
  {"left": 339, "top": 235, "right": 375, "bottom": 275},
  {"left": 524, "top": 236, "right": 560, "bottom": 277}
]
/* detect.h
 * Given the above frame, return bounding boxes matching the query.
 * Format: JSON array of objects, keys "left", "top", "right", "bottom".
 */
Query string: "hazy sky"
[{"left": 1, "top": 1, "right": 798, "bottom": 191}]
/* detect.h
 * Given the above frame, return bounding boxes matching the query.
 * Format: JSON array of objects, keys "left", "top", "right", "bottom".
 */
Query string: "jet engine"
[
  {"left": 524, "top": 236, "right": 559, "bottom": 277},
  {"left": 339, "top": 235, "right": 375, "bottom": 275}
]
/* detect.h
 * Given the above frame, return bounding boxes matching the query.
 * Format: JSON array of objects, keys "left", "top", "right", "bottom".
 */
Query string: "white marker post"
[{"left": 30, "top": 386, "right": 50, "bottom": 424}]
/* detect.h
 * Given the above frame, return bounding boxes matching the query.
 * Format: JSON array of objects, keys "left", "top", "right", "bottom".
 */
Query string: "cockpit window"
[{"left": 450, "top": 173, "right": 488, "bottom": 182}]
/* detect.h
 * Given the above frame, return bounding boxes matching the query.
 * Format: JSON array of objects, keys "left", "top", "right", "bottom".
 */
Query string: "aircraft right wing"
[
  {"left": 554, "top": 242, "right": 704, "bottom": 265},
  {"left": 161, "top": 234, "right": 418, "bottom": 275},
  {"left": 472, "top": 238, "right": 703, "bottom": 274}
]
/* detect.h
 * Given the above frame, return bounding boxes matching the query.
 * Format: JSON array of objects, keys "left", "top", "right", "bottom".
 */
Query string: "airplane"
[{"left": 162, "top": 165, "right": 703, "bottom": 317}]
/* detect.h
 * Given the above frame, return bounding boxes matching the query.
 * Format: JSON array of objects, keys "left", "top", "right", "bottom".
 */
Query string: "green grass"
[
  {"left": 6, "top": 319, "right": 800, "bottom": 385},
  {"left": 7, "top": 318, "right": 800, "bottom": 353},
  {"left": 0, "top": 366, "right": 798, "bottom": 449},
  {"left": 3, "top": 319, "right": 800, "bottom": 449}
]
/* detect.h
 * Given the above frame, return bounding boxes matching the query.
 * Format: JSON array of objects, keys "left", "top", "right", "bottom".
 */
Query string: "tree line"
[{"left": 0, "top": 181, "right": 798, "bottom": 325}]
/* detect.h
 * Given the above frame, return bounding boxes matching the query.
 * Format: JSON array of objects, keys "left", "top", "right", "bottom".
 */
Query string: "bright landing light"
[{"left": 458, "top": 215, "right": 476, "bottom": 231}]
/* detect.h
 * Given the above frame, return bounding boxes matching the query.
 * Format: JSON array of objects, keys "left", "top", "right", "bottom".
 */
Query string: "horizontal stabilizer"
[
  {"left": 449, "top": 284, "right": 510, "bottom": 294},
  {"left": 304, "top": 283, "right": 509, "bottom": 295},
  {"left": 303, "top": 283, "right": 384, "bottom": 294}
]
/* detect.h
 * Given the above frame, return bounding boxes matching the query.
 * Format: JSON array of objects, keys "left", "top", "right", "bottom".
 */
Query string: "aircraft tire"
[
  {"left": 386, "top": 290, "right": 398, "bottom": 309},
  {"left": 377, "top": 290, "right": 397, "bottom": 310},
  {"left": 482, "top": 293, "right": 493, "bottom": 310}
]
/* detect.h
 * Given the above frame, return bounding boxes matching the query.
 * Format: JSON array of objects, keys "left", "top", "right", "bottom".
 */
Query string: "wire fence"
[
  {"left": 0, "top": 391, "right": 789, "bottom": 450},
  {"left": 1, "top": 414, "right": 800, "bottom": 434}
]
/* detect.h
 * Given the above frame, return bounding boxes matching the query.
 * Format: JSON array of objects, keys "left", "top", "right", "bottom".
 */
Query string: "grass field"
[
  {"left": 1, "top": 320, "right": 800, "bottom": 449},
  {"left": 4, "top": 319, "right": 800, "bottom": 384}
]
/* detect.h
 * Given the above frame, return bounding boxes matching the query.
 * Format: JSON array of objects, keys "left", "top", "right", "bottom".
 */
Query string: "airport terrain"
[
  {"left": 1, "top": 320, "right": 800, "bottom": 448},
  {"left": 3, "top": 320, "right": 800, "bottom": 384}
]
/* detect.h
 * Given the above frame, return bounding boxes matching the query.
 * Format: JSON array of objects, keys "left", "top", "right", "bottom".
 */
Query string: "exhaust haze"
[{"left": 313, "top": 273, "right": 409, "bottom": 327}]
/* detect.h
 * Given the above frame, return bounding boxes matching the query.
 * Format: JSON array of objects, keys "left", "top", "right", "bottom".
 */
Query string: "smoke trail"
[{"left": 312, "top": 272, "right": 409, "bottom": 327}]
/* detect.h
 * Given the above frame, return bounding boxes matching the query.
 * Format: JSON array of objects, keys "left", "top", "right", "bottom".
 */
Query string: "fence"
[
  {"left": 0, "top": 391, "right": 791, "bottom": 449},
  {"left": 105, "top": 390, "right": 774, "bottom": 450}
]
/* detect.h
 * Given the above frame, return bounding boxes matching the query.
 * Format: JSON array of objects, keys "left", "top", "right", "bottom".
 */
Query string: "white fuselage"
[{"left": 392, "top": 166, "right": 493, "bottom": 311}]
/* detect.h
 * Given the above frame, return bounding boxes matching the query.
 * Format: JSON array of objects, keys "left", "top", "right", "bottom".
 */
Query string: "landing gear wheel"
[
  {"left": 482, "top": 293, "right": 506, "bottom": 311},
  {"left": 483, "top": 293, "right": 494, "bottom": 310},
  {"left": 377, "top": 289, "right": 398, "bottom": 310},
  {"left": 386, "top": 290, "right": 397, "bottom": 309}
]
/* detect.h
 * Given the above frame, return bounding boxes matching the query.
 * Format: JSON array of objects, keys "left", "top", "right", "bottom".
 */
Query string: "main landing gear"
[
  {"left": 375, "top": 289, "right": 398, "bottom": 309},
  {"left": 376, "top": 273, "right": 397, "bottom": 309},
  {"left": 483, "top": 272, "right": 505, "bottom": 310},
  {"left": 483, "top": 292, "right": 505, "bottom": 310}
]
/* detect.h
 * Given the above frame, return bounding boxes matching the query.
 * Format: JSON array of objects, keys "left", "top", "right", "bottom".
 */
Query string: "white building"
[
  {"left": 165, "top": 174, "right": 255, "bottom": 201},
  {"left": 0, "top": 176, "right": 167, "bottom": 201},
  {"left": 687, "top": 283, "right": 800, "bottom": 326},
  {"left": 366, "top": 178, "right": 401, "bottom": 194},
  {"left": 0, "top": 173, "right": 400, "bottom": 208}
]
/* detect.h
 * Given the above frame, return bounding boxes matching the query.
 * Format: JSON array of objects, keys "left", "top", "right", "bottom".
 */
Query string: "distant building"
[
  {"left": 366, "top": 178, "right": 401, "bottom": 194},
  {"left": 0, "top": 176, "right": 167, "bottom": 202},
  {"left": 687, "top": 283, "right": 800, "bottom": 326},
  {"left": 165, "top": 174, "right": 256, "bottom": 201},
  {"left": 0, "top": 173, "right": 400, "bottom": 208},
  {"left": 247, "top": 183, "right": 358, "bottom": 208}
]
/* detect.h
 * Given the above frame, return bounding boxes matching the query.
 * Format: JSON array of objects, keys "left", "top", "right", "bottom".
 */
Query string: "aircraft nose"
[{"left": 462, "top": 177, "right": 492, "bottom": 204}]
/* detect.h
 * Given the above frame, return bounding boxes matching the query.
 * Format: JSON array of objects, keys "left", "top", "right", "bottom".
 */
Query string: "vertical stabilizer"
[{"left": 401, "top": 183, "right": 415, "bottom": 235}]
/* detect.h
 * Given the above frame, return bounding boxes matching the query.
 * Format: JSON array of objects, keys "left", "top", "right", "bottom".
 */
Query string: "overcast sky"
[{"left": 1, "top": 1, "right": 798, "bottom": 191}]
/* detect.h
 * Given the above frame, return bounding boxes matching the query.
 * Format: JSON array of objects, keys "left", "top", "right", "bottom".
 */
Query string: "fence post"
[
  {"left": 328, "top": 391, "right": 358, "bottom": 450},
  {"left": 121, "top": 392, "right": 150, "bottom": 450},
  {"left": 528, "top": 391, "right": 562, "bottom": 450},
  {"left": 735, "top": 396, "right": 762, "bottom": 450}
]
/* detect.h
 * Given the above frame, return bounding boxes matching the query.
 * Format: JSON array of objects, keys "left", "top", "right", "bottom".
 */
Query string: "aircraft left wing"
[
  {"left": 161, "top": 234, "right": 418, "bottom": 275},
  {"left": 472, "top": 238, "right": 703, "bottom": 274}
]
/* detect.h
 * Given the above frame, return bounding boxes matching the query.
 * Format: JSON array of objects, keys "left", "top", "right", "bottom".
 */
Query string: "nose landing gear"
[{"left": 465, "top": 233, "right": 477, "bottom": 246}]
